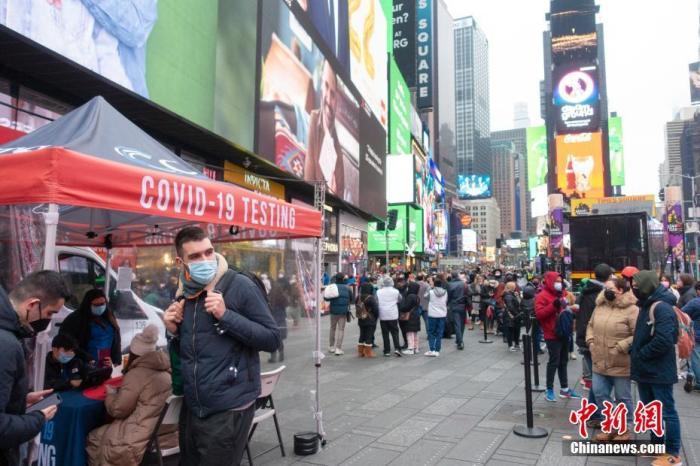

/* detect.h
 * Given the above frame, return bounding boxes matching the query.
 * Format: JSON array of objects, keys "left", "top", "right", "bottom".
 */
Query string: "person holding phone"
[
  {"left": 0, "top": 271, "right": 71, "bottom": 465},
  {"left": 60, "top": 289, "right": 121, "bottom": 369}
]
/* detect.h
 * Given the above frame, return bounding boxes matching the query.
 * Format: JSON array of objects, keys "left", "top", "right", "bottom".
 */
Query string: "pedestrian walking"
[
  {"left": 447, "top": 272, "right": 468, "bottom": 350},
  {"left": 356, "top": 281, "right": 378, "bottom": 358},
  {"left": 400, "top": 282, "right": 421, "bottom": 355},
  {"left": 586, "top": 276, "right": 638, "bottom": 442},
  {"left": 503, "top": 282, "right": 522, "bottom": 351},
  {"left": 425, "top": 277, "right": 448, "bottom": 357},
  {"left": 377, "top": 276, "right": 403, "bottom": 357},
  {"left": 325, "top": 273, "right": 353, "bottom": 356},
  {"left": 535, "top": 271, "right": 581, "bottom": 402},
  {"left": 630, "top": 271, "right": 683, "bottom": 466}
]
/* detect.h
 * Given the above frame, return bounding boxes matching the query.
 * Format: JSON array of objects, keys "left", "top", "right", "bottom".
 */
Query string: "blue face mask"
[
  {"left": 91, "top": 304, "right": 107, "bottom": 316},
  {"left": 57, "top": 351, "right": 74, "bottom": 364},
  {"left": 188, "top": 260, "right": 218, "bottom": 286}
]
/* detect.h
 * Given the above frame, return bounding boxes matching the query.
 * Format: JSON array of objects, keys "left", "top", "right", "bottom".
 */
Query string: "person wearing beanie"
[
  {"left": 630, "top": 271, "right": 683, "bottom": 466},
  {"left": 87, "top": 325, "right": 173, "bottom": 465}
]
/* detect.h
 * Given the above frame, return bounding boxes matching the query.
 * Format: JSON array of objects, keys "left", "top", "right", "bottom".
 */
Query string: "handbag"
[
  {"left": 323, "top": 283, "right": 339, "bottom": 299},
  {"left": 346, "top": 310, "right": 354, "bottom": 323},
  {"left": 399, "top": 311, "right": 411, "bottom": 321}
]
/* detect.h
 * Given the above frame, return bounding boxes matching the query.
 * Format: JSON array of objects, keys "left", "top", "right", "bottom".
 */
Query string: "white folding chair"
[
  {"left": 245, "top": 365, "right": 286, "bottom": 465},
  {"left": 141, "top": 395, "right": 183, "bottom": 466}
]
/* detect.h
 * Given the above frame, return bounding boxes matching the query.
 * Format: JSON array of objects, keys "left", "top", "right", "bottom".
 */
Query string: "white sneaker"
[
  {"left": 509, "top": 346, "right": 517, "bottom": 352},
  {"left": 334, "top": 348, "right": 344, "bottom": 355},
  {"left": 328, "top": 347, "right": 335, "bottom": 353},
  {"left": 402, "top": 349, "right": 415, "bottom": 355},
  {"left": 570, "top": 352, "right": 577, "bottom": 360},
  {"left": 434, "top": 351, "right": 440, "bottom": 357},
  {"left": 424, "top": 351, "right": 435, "bottom": 357}
]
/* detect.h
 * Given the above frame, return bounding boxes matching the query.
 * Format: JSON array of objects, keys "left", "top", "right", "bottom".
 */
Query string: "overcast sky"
[{"left": 444, "top": 0, "right": 698, "bottom": 195}]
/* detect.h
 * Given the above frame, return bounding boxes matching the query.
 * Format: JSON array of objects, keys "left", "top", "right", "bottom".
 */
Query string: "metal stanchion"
[
  {"left": 478, "top": 308, "right": 493, "bottom": 344},
  {"left": 513, "top": 333, "right": 549, "bottom": 438},
  {"left": 530, "top": 316, "right": 545, "bottom": 392}
]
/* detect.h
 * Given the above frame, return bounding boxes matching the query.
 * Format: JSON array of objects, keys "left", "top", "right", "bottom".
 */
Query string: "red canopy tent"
[{"left": 0, "top": 96, "right": 328, "bottom": 440}]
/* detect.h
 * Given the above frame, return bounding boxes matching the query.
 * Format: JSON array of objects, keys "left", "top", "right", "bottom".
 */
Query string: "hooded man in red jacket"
[{"left": 535, "top": 271, "right": 581, "bottom": 402}]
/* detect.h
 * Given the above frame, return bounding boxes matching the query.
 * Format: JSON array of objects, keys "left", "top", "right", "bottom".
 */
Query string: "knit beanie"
[
  {"left": 130, "top": 324, "right": 159, "bottom": 356},
  {"left": 594, "top": 263, "right": 613, "bottom": 282}
]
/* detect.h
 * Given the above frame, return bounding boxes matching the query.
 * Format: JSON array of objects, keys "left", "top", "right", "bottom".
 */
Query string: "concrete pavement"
[{"left": 246, "top": 317, "right": 699, "bottom": 465}]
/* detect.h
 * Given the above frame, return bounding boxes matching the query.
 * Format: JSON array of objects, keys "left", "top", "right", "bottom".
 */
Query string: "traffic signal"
[
  {"left": 387, "top": 209, "right": 398, "bottom": 230},
  {"left": 376, "top": 221, "right": 386, "bottom": 231},
  {"left": 496, "top": 239, "right": 502, "bottom": 248}
]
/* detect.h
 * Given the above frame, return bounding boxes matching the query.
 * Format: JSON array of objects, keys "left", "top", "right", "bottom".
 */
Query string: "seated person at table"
[
  {"left": 87, "top": 325, "right": 173, "bottom": 466},
  {"left": 59, "top": 289, "right": 121, "bottom": 368},
  {"left": 44, "top": 334, "right": 84, "bottom": 391}
]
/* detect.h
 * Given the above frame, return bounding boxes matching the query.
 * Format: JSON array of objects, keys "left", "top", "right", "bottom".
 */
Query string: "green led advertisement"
[
  {"left": 409, "top": 206, "right": 424, "bottom": 254},
  {"left": 609, "top": 116, "right": 625, "bottom": 187},
  {"left": 526, "top": 126, "right": 548, "bottom": 190},
  {"left": 389, "top": 58, "right": 412, "bottom": 155},
  {"left": 368, "top": 205, "right": 407, "bottom": 252}
]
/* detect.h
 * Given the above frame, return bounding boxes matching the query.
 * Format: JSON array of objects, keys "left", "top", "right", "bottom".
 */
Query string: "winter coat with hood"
[
  {"left": 585, "top": 291, "right": 638, "bottom": 377},
  {"left": 575, "top": 279, "right": 606, "bottom": 349},
  {"left": 677, "top": 284, "right": 696, "bottom": 308},
  {"left": 0, "top": 286, "right": 45, "bottom": 466},
  {"left": 377, "top": 278, "right": 402, "bottom": 321},
  {"left": 535, "top": 272, "right": 563, "bottom": 341},
  {"left": 681, "top": 296, "right": 700, "bottom": 344},
  {"left": 446, "top": 279, "right": 467, "bottom": 313},
  {"left": 175, "top": 253, "right": 281, "bottom": 419},
  {"left": 399, "top": 282, "right": 422, "bottom": 333},
  {"left": 504, "top": 291, "right": 522, "bottom": 328},
  {"left": 87, "top": 351, "right": 173, "bottom": 466},
  {"left": 519, "top": 286, "right": 536, "bottom": 321},
  {"left": 425, "top": 286, "right": 448, "bottom": 318},
  {"left": 630, "top": 271, "right": 679, "bottom": 385}
]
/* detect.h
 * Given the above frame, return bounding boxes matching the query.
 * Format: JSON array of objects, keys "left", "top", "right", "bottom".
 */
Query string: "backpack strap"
[
  {"left": 213, "top": 268, "right": 238, "bottom": 296},
  {"left": 648, "top": 301, "right": 661, "bottom": 336}
]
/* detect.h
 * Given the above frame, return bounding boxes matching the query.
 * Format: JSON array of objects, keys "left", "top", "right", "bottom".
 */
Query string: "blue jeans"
[
  {"left": 592, "top": 373, "right": 632, "bottom": 420},
  {"left": 419, "top": 305, "right": 429, "bottom": 333},
  {"left": 452, "top": 310, "right": 466, "bottom": 346},
  {"left": 690, "top": 345, "right": 700, "bottom": 388},
  {"left": 428, "top": 317, "right": 445, "bottom": 352},
  {"left": 636, "top": 383, "right": 681, "bottom": 456},
  {"left": 584, "top": 352, "right": 601, "bottom": 419}
]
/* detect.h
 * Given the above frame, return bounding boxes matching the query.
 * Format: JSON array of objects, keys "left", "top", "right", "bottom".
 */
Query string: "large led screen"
[
  {"left": 0, "top": 0, "right": 258, "bottom": 152},
  {"left": 554, "top": 64, "right": 600, "bottom": 134},
  {"left": 458, "top": 174, "right": 492, "bottom": 200},
  {"left": 293, "top": 0, "right": 351, "bottom": 72},
  {"left": 368, "top": 205, "right": 407, "bottom": 252},
  {"left": 526, "top": 126, "right": 548, "bottom": 190},
  {"left": 608, "top": 116, "right": 625, "bottom": 187},
  {"left": 555, "top": 132, "right": 605, "bottom": 199},
  {"left": 386, "top": 154, "right": 415, "bottom": 204}
]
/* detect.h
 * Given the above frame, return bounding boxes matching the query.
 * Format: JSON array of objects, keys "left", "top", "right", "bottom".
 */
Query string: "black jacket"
[
  {"left": 575, "top": 279, "right": 605, "bottom": 349},
  {"left": 0, "top": 286, "right": 45, "bottom": 466},
  {"left": 504, "top": 291, "right": 522, "bottom": 328},
  {"left": 357, "top": 294, "right": 379, "bottom": 327},
  {"left": 399, "top": 283, "right": 421, "bottom": 333},
  {"left": 178, "top": 270, "right": 281, "bottom": 418},
  {"left": 677, "top": 285, "right": 695, "bottom": 308},
  {"left": 446, "top": 280, "right": 467, "bottom": 313},
  {"left": 43, "top": 353, "right": 84, "bottom": 391},
  {"left": 59, "top": 309, "right": 121, "bottom": 365}
]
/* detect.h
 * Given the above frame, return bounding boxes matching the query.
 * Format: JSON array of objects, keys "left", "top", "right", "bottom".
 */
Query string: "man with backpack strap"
[
  {"left": 631, "top": 271, "right": 683, "bottom": 466},
  {"left": 163, "top": 226, "right": 281, "bottom": 465},
  {"left": 535, "top": 271, "right": 581, "bottom": 403}
]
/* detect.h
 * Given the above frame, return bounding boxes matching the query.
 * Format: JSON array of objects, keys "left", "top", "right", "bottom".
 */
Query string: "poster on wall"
[
  {"left": 554, "top": 64, "right": 600, "bottom": 134},
  {"left": 526, "top": 126, "right": 548, "bottom": 190},
  {"left": 340, "top": 224, "right": 367, "bottom": 275},
  {"left": 608, "top": 116, "right": 625, "bottom": 187},
  {"left": 555, "top": 132, "right": 605, "bottom": 199},
  {"left": 664, "top": 186, "right": 685, "bottom": 273},
  {"left": 0, "top": 0, "right": 259, "bottom": 152},
  {"left": 349, "top": 0, "right": 388, "bottom": 127},
  {"left": 258, "top": 1, "right": 360, "bottom": 206}
]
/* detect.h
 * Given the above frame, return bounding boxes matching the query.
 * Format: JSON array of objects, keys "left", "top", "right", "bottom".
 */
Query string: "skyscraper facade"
[
  {"left": 454, "top": 17, "right": 491, "bottom": 183},
  {"left": 436, "top": 0, "right": 457, "bottom": 198}
]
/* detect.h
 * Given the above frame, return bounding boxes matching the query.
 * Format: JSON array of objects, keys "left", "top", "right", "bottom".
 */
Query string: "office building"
[
  {"left": 454, "top": 17, "right": 491, "bottom": 179},
  {"left": 455, "top": 198, "right": 501, "bottom": 250},
  {"left": 436, "top": 0, "right": 457, "bottom": 198},
  {"left": 513, "top": 102, "right": 531, "bottom": 129}
]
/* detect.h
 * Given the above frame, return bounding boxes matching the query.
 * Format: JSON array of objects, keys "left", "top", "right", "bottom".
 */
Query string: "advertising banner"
[
  {"left": 0, "top": 0, "right": 259, "bottom": 152},
  {"left": 293, "top": 0, "right": 351, "bottom": 71},
  {"left": 349, "top": 0, "right": 388, "bottom": 127},
  {"left": 457, "top": 174, "right": 491, "bottom": 200},
  {"left": 409, "top": 205, "right": 424, "bottom": 254},
  {"left": 415, "top": 0, "right": 433, "bottom": 109},
  {"left": 359, "top": 107, "right": 388, "bottom": 217},
  {"left": 368, "top": 205, "right": 407, "bottom": 252},
  {"left": 555, "top": 132, "right": 605, "bottom": 199},
  {"left": 223, "top": 162, "right": 285, "bottom": 199},
  {"left": 389, "top": 58, "right": 412, "bottom": 154},
  {"left": 526, "top": 126, "right": 548, "bottom": 190},
  {"left": 386, "top": 154, "right": 415, "bottom": 204},
  {"left": 608, "top": 116, "right": 625, "bottom": 187},
  {"left": 462, "top": 229, "right": 477, "bottom": 253},
  {"left": 548, "top": 194, "right": 565, "bottom": 252},
  {"left": 435, "top": 208, "right": 448, "bottom": 251},
  {"left": 571, "top": 195, "right": 656, "bottom": 217},
  {"left": 690, "top": 62, "right": 700, "bottom": 105},
  {"left": 530, "top": 185, "right": 549, "bottom": 218},
  {"left": 664, "top": 186, "right": 685, "bottom": 272},
  {"left": 392, "top": 0, "right": 416, "bottom": 87},
  {"left": 528, "top": 237, "right": 538, "bottom": 260},
  {"left": 554, "top": 64, "right": 600, "bottom": 134}
]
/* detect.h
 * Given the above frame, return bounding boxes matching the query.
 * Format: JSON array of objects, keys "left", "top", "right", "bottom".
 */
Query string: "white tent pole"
[
  {"left": 42, "top": 203, "right": 59, "bottom": 270},
  {"left": 104, "top": 248, "right": 113, "bottom": 302},
  {"left": 313, "top": 182, "right": 326, "bottom": 444}
]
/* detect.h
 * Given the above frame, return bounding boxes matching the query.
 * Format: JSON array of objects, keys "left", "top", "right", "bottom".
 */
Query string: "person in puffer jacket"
[
  {"left": 424, "top": 277, "right": 448, "bottom": 357},
  {"left": 681, "top": 281, "right": 700, "bottom": 391},
  {"left": 376, "top": 276, "right": 403, "bottom": 357}
]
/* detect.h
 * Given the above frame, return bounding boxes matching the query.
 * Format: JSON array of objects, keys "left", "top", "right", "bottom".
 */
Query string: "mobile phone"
[{"left": 27, "top": 393, "right": 62, "bottom": 413}]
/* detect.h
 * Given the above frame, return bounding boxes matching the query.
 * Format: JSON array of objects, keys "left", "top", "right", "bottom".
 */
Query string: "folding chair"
[
  {"left": 141, "top": 395, "right": 183, "bottom": 466},
  {"left": 245, "top": 365, "right": 286, "bottom": 465}
]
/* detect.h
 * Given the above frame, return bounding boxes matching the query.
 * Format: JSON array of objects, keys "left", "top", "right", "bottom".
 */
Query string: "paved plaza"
[{"left": 246, "top": 317, "right": 700, "bottom": 466}]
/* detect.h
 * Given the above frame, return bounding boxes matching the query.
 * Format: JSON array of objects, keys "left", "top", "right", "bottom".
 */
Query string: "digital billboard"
[
  {"left": 555, "top": 132, "right": 605, "bottom": 199},
  {"left": 457, "top": 174, "right": 492, "bottom": 200},
  {"left": 689, "top": 62, "right": 700, "bottom": 105},
  {"left": 526, "top": 126, "right": 548, "bottom": 190},
  {"left": 0, "top": 0, "right": 258, "bottom": 152},
  {"left": 389, "top": 58, "right": 412, "bottom": 155},
  {"left": 392, "top": 0, "right": 416, "bottom": 87},
  {"left": 386, "top": 154, "right": 415, "bottom": 204},
  {"left": 368, "top": 205, "right": 407, "bottom": 252},
  {"left": 462, "top": 229, "right": 477, "bottom": 253},
  {"left": 608, "top": 116, "right": 625, "bottom": 187},
  {"left": 415, "top": 0, "right": 433, "bottom": 109},
  {"left": 292, "top": 0, "right": 351, "bottom": 72},
  {"left": 349, "top": 0, "right": 388, "bottom": 128},
  {"left": 359, "top": 106, "right": 388, "bottom": 217},
  {"left": 554, "top": 64, "right": 600, "bottom": 133},
  {"left": 409, "top": 206, "right": 424, "bottom": 254},
  {"left": 435, "top": 208, "right": 448, "bottom": 251}
]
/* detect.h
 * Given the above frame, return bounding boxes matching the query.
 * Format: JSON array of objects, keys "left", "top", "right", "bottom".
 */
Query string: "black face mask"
[
  {"left": 604, "top": 290, "right": 616, "bottom": 301},
  {"left": 632, "top": 288, "right": 646, "bottom": 301},
  {"left": 24, "top": 301, "right": 51, "bottom": 336}
]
